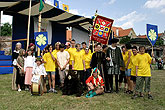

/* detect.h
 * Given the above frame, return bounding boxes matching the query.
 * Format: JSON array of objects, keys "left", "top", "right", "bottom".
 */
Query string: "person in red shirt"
[{"left": 85, "top": 67, "right": 104, "bottom": 98}]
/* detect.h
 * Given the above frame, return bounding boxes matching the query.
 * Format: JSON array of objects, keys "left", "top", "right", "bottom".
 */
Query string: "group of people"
[{"left": 11, "top": 38, "right": 154, "bottom": 99}]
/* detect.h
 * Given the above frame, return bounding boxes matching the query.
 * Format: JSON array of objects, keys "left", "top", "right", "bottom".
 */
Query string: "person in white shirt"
[
  {"left": 57, "top": 43, "right": 70, "bottom": 88},
  {"left": 24, "top": 49, "right": 35, "bottom": 90},
  {"left": 32, "top": 57, "right": 47, "bottom": 76}
]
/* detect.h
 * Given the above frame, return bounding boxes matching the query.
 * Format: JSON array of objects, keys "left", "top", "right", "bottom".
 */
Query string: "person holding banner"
[
  {"left": 132, "top": 46, "right": 153, "bottom": 100},
  {"left": 106, "top": 39, "right": 124, "bottom": 93}
]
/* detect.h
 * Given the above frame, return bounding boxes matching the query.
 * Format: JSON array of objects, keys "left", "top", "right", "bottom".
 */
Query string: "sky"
[{"left": 1, "top": 0, "right": 165, "bottom": 35}]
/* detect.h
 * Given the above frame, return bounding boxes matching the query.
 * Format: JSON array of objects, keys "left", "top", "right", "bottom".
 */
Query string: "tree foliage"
[
  {"left": 119, "top": 36, "right": 131, "bottom": 44},
  {"left": 155, "top": 36, "right": 163, "bottom": 45},
  {"left": 1, "top": 23, "right": 12, "bottom": 36}
]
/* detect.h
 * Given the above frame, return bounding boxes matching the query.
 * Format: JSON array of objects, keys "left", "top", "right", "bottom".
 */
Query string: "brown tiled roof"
[{"left": 112, "top": 27, "right": 133, "bottom": 37}]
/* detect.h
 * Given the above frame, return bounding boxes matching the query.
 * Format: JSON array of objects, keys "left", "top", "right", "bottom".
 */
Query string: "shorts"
[
  {"left": 125, "top": 69, "right": 131, "bottom": 76},
  {"left": 47, "top": 71, "right": 56, "bottom": 75},
  {"left": 130, "top": 76, "right": 136, "bottom": 82},
  {"left": 135, "top": 76, "right": 151, "bottom": 93}
]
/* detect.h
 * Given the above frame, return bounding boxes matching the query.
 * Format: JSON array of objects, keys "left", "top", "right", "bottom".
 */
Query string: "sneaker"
[
  {"left": 25, "top": 88, "right": 29, "bottom": 91},
  {"left": 18, "top": 89, "right": 21, "bottom": 92},
  {"left": 48, "top": 88, "right": 53, "bottom": 93},
  {"left": 52, "top": 89, "right": 57, "bottom": 93},
  {"left": 131, "top": 94, "right": 138, "bottom": 99},
  {"left": 148, "top": 94, "right": 153, "bottom": 100}
]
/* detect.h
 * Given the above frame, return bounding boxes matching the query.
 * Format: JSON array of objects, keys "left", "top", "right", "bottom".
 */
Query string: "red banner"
[{"left": 91, "top": 15, "right": 114, "bottom": 44}]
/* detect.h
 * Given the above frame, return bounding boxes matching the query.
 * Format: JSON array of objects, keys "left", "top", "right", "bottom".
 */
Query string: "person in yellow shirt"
[
  {"left": 52, "top": 42, "right": 61, "bottom": 86},
  {"left": 80, "top": 42, "right": 91, "bottom": 55},
  {"left": 125, "top": 43, "right": 133, "bottom": 94},
  {"left": 132, "top": 46, "right": 153, "bottom": 100},
  {"left": 68, "top": 39, "right": 77, "bottom": 69},
  {"left": 83, "top": 48, "right": 92, "bottom": 81},
  {"left": 130, "top": 46, "right": 139, "bottom": 93},
  {"left": 65, "top": 41, "right": 71, "bottom": 52},
  {"left": 43, "top": 45, "right": 57, "bottom": 93},
  {"left": 119, "top": 46, "right": 127, "bottom": 91},
  {"left": 71, "top": 43, "right": 86, "bottom": 87}
]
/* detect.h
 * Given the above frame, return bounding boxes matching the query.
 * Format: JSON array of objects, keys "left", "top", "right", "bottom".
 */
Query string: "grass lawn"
[{"left": 0, "top": 70, "right": 164, "bottom": 110}]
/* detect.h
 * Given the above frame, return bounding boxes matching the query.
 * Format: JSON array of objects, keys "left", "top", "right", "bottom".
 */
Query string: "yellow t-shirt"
[
  {"left": 137, "top": 53, "right": 152, "bottom": 77},
  {"left": 68, "top": 48, "right": 77, "bottom": 65},
  {"left": 121, "top": 52, "right": 127, "bottom": 71},
  {"left": 80, "top": 49, "right": 92, "bottom": 55},
  {"left": 65, "top": 48, "right": 69, "bottom": 52},
  {"left": 43, "top": 52, "right": 56, "bottom": 72},
  {"left": 130, "top": 54, "right": 139, "bottom": 76},
  {"left": 83, "top": 53, "right": 92, "bottom": 69},
  {"left": 71, "top": 51, "right": 84, "bottom": 70},
  {"left": 125, "top": 50, "right": 133, "bottom": 69},
  {"left": 52, "top": 49, "right": 60, "bottom": 68}
]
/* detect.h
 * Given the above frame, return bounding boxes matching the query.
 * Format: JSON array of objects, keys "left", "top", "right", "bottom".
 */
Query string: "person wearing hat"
[
  {"left": 57, "top": 43, "right": 70, "bottom": 88},
  {"left": 106, "top": 38, "right": 124, "bottom": 93},
  {"left": 28, "top": 43, "right": 36, "bottom": 57},
  {"left": 65, "top": 41, "right": 71, "bottom": 52},
  {"left": 85, "top": 67, "right": 104, "bottom": 98},
  {"left": 32, "top": 57, "right": 47, "bottom": 76}
]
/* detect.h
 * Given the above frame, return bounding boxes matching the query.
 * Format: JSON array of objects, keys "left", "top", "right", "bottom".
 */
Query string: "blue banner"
[
  {"left": 54, "top": 0, "right": 59, "bottom": 9},
  {"left": 34, "top": 32, "right": 48, "bottom": 51},
  {"left": 147, "top": 24, "right": 158, "bottom": 46}
]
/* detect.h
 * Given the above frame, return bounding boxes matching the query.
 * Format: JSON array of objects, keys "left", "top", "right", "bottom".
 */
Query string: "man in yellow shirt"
[
  {"left": 71, "top": 43, "right": 86, "bottom": 87},
  {"left": 132, "top": 46, "right": 153, "bottom": 100},
  {"left": 80, "top": 42, "right": 91, "bottom": 55},
  {"left": 43, "top": 45, "right": 57, "bottom": 93},
  {"left": 130, "top": 46, "right": 139, "bottom": 92},
  {"left": 68, "top": 39, "right": 77, "bottom": 69}
]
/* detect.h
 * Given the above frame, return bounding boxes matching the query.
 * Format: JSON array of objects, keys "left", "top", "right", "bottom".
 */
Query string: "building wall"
[{"left": 72, "top": 28, "right": 89, "bottom": 45}]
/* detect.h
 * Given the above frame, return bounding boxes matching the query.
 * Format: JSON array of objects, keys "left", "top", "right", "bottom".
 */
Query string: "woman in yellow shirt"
[
  {"left": 43, "top": 45, "right": 57, "bottom": 93},
  {"left": 83, "top": 48, "right": 92, "bottom": 81},
  {"left": 125, "top": 43, "right": 133, "bottom": 94}
]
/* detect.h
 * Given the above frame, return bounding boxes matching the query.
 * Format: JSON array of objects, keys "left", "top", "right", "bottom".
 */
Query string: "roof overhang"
[{"left": 0, "top": 0, "right": 93, "bottom": 31}]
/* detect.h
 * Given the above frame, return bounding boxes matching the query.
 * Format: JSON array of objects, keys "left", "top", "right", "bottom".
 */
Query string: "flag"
[
  {"left": 63, "top": 4, "right": 69, "bottom": 12},
  {"left": 39, "top": 0, "right": 44, "bottom": 12},
  {"left": 34, "top": 32, "right": 48, "bottom": 51},
  {"left": 147, "top": 24, "right": 158, "bottom": 46},
  {"left": 91, "top": 15, "right": 114, "bottom": 44},
  {"left": 54, "top": 0, "right": 59, "bottom": 8}
]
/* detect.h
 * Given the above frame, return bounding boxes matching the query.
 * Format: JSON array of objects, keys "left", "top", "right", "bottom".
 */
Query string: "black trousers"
[
  {"left": 109, "top": 74, "right": 119, "bottom": 91},
  {"left": 119, "top": 70, "right": 127, "bottom": 83}
]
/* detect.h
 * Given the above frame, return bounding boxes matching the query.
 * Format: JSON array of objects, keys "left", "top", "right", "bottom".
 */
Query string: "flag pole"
[
  {"left": 26, "top": 0, "right": 32, "bottom": 51},
  {"left": 38, "top": 12, "right": 41, "bottom": 56}
]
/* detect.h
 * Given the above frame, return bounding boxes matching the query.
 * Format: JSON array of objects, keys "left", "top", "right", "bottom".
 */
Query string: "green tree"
[
  {"left": 1, "top": 23, "right": 12, "bottom": 36},
  {"left": 155, "top": 36, "right": 163, "bottom": 45},
  {"left": 119, "top": 36, "right": 131, "bottom": 44}
]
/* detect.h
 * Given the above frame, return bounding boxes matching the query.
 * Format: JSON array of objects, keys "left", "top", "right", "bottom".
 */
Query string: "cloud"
[
  {"left": 144, "top": 0, "right": 165, "bottom": 8},
  {"left": 69, "top": 9, "right": 80, "bottom": 15},
  {"left": 1, "top": 12, "right": 12, "bottom": 24},
  {"left": 160, "top": 8, "right": 165, "bottom": 13},
  {"left": 116, "top": 11, "right": 146, "bottom": 29},
  {"left": 108, "top": 0, "right": 116, "bottom": 5}
]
